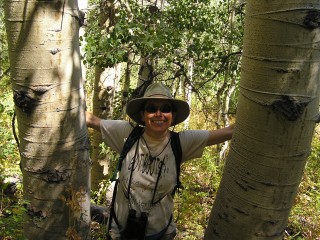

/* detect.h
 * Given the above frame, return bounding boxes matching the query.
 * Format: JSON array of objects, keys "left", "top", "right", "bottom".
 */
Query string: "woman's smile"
[{"left": 141, "top": 100, "right": 175, "bottom": 139}]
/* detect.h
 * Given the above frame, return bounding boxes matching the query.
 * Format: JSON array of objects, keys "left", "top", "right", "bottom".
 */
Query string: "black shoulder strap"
[
  {"left": 110, "top": 125, "right": 144, "bottom": 181},
  {"left": 170, "top": 131, "right": 183, "bottom": 196},
  {"left": 107, "top": 125, "right": 144, "bottom": 237}
]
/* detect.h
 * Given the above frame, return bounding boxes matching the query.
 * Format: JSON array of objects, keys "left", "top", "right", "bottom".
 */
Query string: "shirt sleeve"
[
  {"left": 179, "top": 130, "right": 210, "bottom": 162},
  {"left": 100, "top": 120, "right": 134, "bottom": 153}
]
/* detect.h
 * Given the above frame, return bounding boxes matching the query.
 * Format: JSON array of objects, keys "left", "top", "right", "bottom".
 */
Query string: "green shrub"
[{"left": 285, "top": 133, "right": 320, "bottom": 239}]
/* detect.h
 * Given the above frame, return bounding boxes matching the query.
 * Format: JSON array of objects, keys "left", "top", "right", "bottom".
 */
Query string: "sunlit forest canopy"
[{"left": 83, "top": 0, "right": 243, "bottom": 109}]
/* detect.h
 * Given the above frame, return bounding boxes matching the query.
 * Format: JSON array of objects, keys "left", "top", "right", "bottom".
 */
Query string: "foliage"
[
  {"left": 0, "top": 180, "right": 26, "bottom": 240},
  {"left": 0, "top": 0, "right": 10, "bottom": 79},
  {"left": 0, "top": 0, "right": 19, "bottom": 175},
  {"left": 83, "top": 0, "right": 244, "bottom": 106},
  {"left": 0, "top": 4, "right": 25, "bottom": 238},
  {"left": 175, "top": 147, "right": 224, "bottom": 239},
  {"left": 285, "top": 131, "right": 320, "bottom": 239},
  {"left": 0, "top": 60, "right": 20, "bottom": 182},
  {"left": 90, "top": 142, "right": 119, "bottom": 205}
]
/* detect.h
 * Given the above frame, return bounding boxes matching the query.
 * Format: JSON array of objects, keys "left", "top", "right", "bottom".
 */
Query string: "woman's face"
[{"left": 141, "top": 100, "right": 175, "bottom": 137}]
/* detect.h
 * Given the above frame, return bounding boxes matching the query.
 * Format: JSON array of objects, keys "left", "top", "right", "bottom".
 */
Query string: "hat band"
[{"left": 146, "top": 93, "right": 172, "bottom": 98}]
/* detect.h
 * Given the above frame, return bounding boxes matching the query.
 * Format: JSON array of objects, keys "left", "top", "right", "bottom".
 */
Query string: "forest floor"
[{"left": 1, "top": 135, "right": 320, "bottom": 239}]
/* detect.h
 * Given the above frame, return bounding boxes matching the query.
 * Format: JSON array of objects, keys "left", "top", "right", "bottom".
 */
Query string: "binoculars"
[{"left": 123, "top": 209, "right": 148, "bottom": 240}]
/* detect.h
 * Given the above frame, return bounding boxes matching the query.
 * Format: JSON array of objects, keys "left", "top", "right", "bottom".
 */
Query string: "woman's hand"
[{"left": 86, "top": 112, "right": 101, "bottom": 131}]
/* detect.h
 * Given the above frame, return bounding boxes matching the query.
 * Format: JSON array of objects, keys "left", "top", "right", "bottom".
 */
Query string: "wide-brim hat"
[{"left": 126, "top": 83, "right": 190, "bottom": 126}]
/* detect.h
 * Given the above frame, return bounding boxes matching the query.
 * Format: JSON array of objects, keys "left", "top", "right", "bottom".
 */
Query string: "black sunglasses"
[{"left": 144, "top": 104, "right": 173, "bottom": 113}]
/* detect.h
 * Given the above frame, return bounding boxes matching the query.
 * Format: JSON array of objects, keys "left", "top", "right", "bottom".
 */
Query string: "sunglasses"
[{"left": 144, "top": 104, "right": 173, "bottom": 113}]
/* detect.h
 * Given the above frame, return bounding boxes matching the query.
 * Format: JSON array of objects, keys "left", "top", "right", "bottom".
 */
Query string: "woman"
[{"left": 86, "top": 83, "right": 234, "bottom": 240}]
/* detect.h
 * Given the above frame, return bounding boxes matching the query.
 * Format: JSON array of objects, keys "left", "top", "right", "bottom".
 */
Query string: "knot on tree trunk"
[
  {"left": 13, "top": 91, "right": 37, "bottom": 113},
  {"left": 304, "top": 10, "right": 320, "bottom": 30},
  {"left": 271, "top": 95, "right": 308, "bottom": 121}
]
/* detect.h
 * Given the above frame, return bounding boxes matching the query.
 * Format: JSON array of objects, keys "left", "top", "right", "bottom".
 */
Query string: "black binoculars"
[{"left": 123, "top": 209, "right": 148, "bottom": 240}]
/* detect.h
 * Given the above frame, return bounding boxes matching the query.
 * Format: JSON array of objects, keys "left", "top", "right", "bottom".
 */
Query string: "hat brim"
[{"left": 126, "top": 97, "right": 190, "bottom": 126}]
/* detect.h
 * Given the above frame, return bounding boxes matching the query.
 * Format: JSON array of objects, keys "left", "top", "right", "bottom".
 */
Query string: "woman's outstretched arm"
[
  {"left": 86, "top": 112, "right": 101, "bottom": 131},
  {"left": 206, "top": 124, "right": 234, "bottom": 146}
]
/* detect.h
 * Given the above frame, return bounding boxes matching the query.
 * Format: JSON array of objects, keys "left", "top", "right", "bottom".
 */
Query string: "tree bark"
[
  {"left": 91, "top": 67, "right": 117, "bottom": 191},
  {"left": 205, "top": 1, "right": 320, "bottom": 239},
  {"left": 90, "top": 0, "right": 121, "bottom": 191},
  {"left": 122, "top": 52, "right": 134, "bottom": 116},
  {"left": 4, "top": 0, "right": 91, "bottom": 239}
]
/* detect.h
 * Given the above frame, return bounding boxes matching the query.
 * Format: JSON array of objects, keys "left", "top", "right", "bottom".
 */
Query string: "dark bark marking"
[
  {"left": 270, "top": 95, "right": 307, "bottom": 121},
  {"left": 78, "top": 10, "right": 86, "bottom": 27},
  {"left": 45, "top": 169, "right": 71, "bottom": 182},
  {"left": 27, "top": 168, "right": 72, "bottom": 183},
  {"left": 255, "top": 228, "right": 284, "bottom": 237},
  {"left": 13, "top": 91, "right": 37, "bottom": 113},
  {"left": 50, "top": 48, "right": 61, "bottom": 55},
  {"left": 264, "top": 219, "right": 279, "bottom": 226},
  {"left": 234, "top": 179, "right": 248, "bottom": 191},
  {"left": 304, "top": 10, "right": 320, "bottom": 30},
  {"left": 212, "top": 227, "right": 221, "bottom": 237},
  {"left": 261, "top": 181, "right": 276, "bottom": 187},
  {"left": 33, "top": 86, "right": 51, "bottom": 95},
  {"left": 233, "top": 207, "right": 250, "bottom": 216},
  {"left": 218, "top": 212, "right": 231, "bottom": 223},
  {"left": 273, "top": 68, "right": 300, "bottom": 74},
  {"left": 70, "top": 10, "right": 86, "bottom": 27},
  {"left": 13, "top": 86, "right": 51, "bottom": 112},
  {"left": 25, "top": 204, "right": 48, "bottom": 220},
  {"left": 255, "top": 220, "right": 284, "bottom": 237},
  {"left": 255, "top": 232, "right": 283, "bottom": 237},
  {"left": 316, "top": 113, "right": 320, "bottom": 123}
]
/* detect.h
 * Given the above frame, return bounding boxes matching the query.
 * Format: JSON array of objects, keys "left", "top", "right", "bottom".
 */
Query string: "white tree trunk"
[
  {"left": 90, "top": 0, "right": 122, "bottom": 191},
  {"left": 184, "top": 58, "right": 193, "bottom": 129},
  {"left": 4, "top": 0, "right": 91, "bottom": 239},
  {"left": 91, "top": 67, "right": 117, "bottom": 191},
  {"left": 205, "top": 1, "right": 320, "bottom": 239}
]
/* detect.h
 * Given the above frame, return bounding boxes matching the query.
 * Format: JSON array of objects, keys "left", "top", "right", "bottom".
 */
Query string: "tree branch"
[{"left": 197, "top": 51, "right": 242, "bottom": 90}]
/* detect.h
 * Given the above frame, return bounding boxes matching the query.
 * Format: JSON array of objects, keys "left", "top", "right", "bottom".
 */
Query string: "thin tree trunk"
[
  {"left": 184, "top": 59, "right": 193, "bottom": 129},
  {"left": 218, "top": 82, "right": 235, "bottom": 160},
  {"left": 4, "top": 1, "right": 90, "bottom": 239},
  {"left": 215, "top": 0, "right": 238, "bottom": 161},
  {"left": 139, "top": 57, "right": 153, "bottom": 84},
  {"left": 136, "top": 56, "right": 154, "bottom": 95},
  {"left": 90, "top": 0, "right": 120, "bottom": 192},
  {"left": 205, "top": 1, "right": 320, "bottom": 239},
  {"left": 122, "top": 52, "right": 133, "bottom": 117},
  {"left": 91, "top": 67, "right": 116, "bottom": 191}
]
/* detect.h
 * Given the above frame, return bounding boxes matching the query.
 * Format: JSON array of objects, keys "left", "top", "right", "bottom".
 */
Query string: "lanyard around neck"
[{"left": 126, "top": 137, "right": 166, "bottom": 209}]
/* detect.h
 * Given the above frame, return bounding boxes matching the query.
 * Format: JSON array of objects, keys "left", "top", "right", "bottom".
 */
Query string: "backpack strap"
[
  {"left": 170, "top": 131, "right": 183, "bottom": 196},
  {"left": 108, "top": 125, "right": 144, "bottom": 238},
  {"left": 110, "top": 125, "right": 144, "bottom": 182}
]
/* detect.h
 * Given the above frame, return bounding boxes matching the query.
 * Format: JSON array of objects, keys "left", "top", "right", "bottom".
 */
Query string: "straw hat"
[{"left": 126, "top": 83, "right": 190, "bottom": 126}]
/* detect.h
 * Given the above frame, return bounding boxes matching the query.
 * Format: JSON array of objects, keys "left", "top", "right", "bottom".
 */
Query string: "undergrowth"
[
  {"left": 284, "top": 132, "right": 320, "bottom": 240},
  {"left": 1, "top": 88, "right": 320, "bottom": 239}
]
